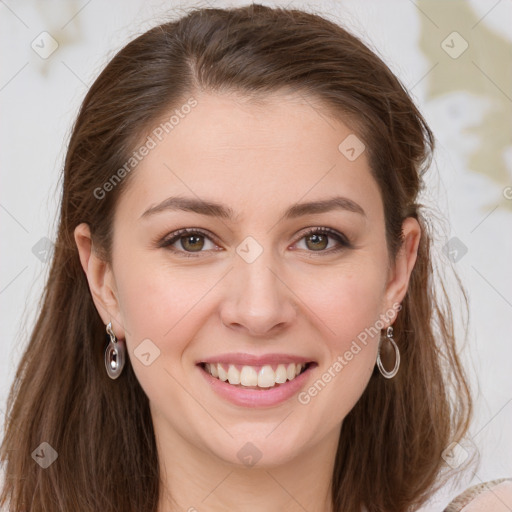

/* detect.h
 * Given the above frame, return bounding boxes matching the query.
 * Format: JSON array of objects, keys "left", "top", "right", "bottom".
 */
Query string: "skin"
[{"left": 75, "top": 90, "right": 420, "bottom": 512}]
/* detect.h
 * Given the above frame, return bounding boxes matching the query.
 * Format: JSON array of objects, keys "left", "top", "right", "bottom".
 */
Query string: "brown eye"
[
  {"left": 180, "top": 234, "right": 205, "bottom": 252},
  {"left": 159, "top": 228, "right": 218, "bottom": 257},
  {"left": 305, "top": 232, "right": 329, "bottom": 251},
  {"left": 295, "top": 227, "right": 351, "bottom": 254}
]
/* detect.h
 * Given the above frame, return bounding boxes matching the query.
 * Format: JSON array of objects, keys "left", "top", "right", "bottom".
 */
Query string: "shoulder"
[{"left": 443, "top": 477, "right": 512, "bottom": 511}]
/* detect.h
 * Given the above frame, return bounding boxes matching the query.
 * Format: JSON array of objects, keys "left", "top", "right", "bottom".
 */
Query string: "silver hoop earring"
[
  {"left": 376, "top": 326, "right": 400, "bottom": 379},
  {"left": 105, "top": 322, "right": 126, "bottom": 379}
]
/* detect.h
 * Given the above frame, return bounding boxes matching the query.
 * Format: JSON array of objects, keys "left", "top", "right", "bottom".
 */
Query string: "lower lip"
[{"left": 198, "top": 364, "right": 316, "bottom": 408}]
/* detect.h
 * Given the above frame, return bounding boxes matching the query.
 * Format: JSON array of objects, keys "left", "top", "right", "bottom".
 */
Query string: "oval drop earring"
[
  {"left": 105, "top": 322, "right": 126, "bottom": 379},
  {"left": 376, "top": 325, "right": 400, "bottom": 379}
]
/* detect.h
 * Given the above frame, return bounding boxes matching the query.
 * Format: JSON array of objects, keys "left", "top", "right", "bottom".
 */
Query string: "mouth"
[{"left": 197, "top": 361, "right": 316, "bottom": 390}]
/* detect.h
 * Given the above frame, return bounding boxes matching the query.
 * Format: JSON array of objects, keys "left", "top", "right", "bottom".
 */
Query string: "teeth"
[
  {"left": 217, "top": 364, "right": 228, "bottom": 382},
  {"left": 275, "top": 364, "right": 287, "bottom": 384},
  {"left": 227, "top": 364, "right": 240, "bottom": 385},
  {"left": 258, "top": 365, "right": 275, "bottom": 388},
  {"left": 240, "top": 365, "right": 258, "bottom": 386},
  {"left": 204, "top": 362, "right": 307, "bottom": 388}
]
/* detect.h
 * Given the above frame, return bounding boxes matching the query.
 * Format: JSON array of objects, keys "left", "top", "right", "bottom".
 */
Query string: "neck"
[{"left": 155, "top": 423, "right": 340, "bottom": 512}]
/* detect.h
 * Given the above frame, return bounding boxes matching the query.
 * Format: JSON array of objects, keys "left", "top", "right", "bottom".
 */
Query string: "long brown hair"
[{"left": 1, "top": 4, "right": 474, "bottom": 511}]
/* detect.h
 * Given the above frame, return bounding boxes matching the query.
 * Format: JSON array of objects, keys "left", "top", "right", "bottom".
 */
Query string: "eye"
[
  {"left": 158, "top": 228, "right": 220, "bottom": 257},
  {"left": 293, "top": 227, "right": 351, "bottom": 254},
  {"left": 158, "top": 226, "right": 351, "bottom": 258}
]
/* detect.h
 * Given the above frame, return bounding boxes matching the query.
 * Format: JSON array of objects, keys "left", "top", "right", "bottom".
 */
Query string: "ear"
[
  {"left": 74, "top": 223, "right": 125, "bottom": 339},
  {"left": 381, "top": 217, "right": 421, "bottom": 319}
]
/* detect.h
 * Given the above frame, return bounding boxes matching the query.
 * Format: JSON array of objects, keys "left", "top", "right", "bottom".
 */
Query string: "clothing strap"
[{"left": 443, "top": 477, "right": 512, "bottom": 512}]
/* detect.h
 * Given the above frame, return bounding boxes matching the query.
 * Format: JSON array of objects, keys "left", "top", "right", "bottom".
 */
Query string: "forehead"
[{"left": 116, "top": 91, "right": 383, "bottom": 223}]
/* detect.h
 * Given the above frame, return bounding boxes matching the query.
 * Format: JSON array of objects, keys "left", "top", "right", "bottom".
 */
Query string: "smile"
[
  {"left": 201, "top": 362, "right": 309, "bottom": 389},
  {"left": 197, "top": 356, "right": 317, "bottom": 407}
]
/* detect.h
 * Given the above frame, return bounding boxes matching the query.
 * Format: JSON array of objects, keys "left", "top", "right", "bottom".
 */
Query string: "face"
[{"left": 77, "top": 90, "right": 418, "bottom": 469}]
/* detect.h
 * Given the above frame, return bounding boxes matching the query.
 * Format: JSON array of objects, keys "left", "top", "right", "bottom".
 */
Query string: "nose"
[{"left": 219, "top": 248, "right": 298, "bottom": 337}]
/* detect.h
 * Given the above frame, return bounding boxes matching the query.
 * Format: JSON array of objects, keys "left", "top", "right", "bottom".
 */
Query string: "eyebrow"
[{"left": 140, "top": 195, "right": 366, "bottom": 221}]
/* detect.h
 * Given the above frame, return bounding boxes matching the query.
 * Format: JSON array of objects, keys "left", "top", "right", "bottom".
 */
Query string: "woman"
[{"left": 2, "top": 4, "right": 508, "bottom": 511}]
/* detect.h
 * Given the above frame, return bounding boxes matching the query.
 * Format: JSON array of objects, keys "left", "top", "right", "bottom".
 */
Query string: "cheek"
[
  {"left": 113, "top": 258, "right": 189, "bottom": 349},
  {"left": 114, "top": 258, "right": 228, "bottom": 372},
  {"left": 305, "top": 259, "right": 387, "bottom": 345},
  {"left": 295, "top": 263, "right": 385, "bottom": 421},
  {"left": 113, "top": 264, "right": 206, "bottom": 411},
  {"left": 115, "top": 246, "right": 388, "bottom": 357}
]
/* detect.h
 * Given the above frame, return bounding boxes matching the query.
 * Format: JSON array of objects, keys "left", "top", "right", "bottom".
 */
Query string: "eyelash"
[{"left": 158, "top": 227, "right": 351, "bottom": 258}]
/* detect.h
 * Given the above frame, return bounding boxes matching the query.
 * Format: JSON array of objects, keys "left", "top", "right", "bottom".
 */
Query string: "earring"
[
  {"left": 105, "top": 322, "right": 126, "bottom": 379},
  {"left": 376, "top": 326, "right": 400, "bottom": 379}
]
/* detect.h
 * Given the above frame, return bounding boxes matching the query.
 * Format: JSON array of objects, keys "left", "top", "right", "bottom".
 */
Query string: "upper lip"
[{"left": 198, "top": 353, "right": 315, "bottom": 366}]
